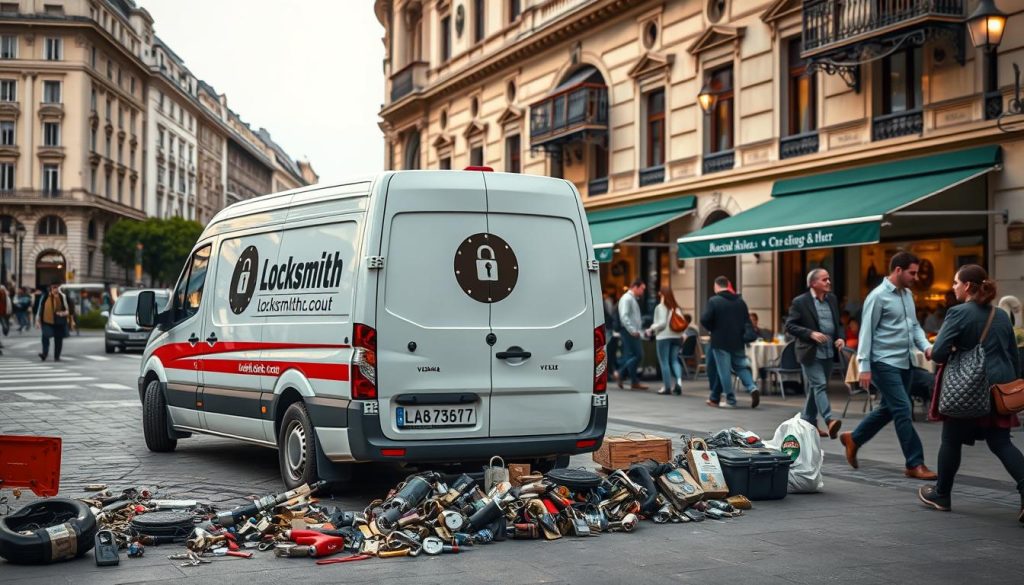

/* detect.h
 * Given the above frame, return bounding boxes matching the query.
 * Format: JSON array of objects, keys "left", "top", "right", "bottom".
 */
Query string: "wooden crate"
[{"left": 592, "top": 433, "right": 672, "bottom": 470}]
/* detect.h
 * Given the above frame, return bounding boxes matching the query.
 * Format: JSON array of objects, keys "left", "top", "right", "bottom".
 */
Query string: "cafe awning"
[
  {"left": 587, "top": 194, "right": 696, "bottom": 262},
  {"left": 677, "top": 146, "right": 1001, "bottom": 259}
]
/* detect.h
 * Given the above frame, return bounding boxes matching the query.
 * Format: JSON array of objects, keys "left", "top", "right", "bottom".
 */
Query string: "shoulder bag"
[
  {"left": 938, "top": 307, "right": 996, "bottom": 419},
  {"left": 669, "top": 309, "right": 686, "bottom": 333},
  {"left": 991, "top": 379, "right": 1024, "bottom": 415}
]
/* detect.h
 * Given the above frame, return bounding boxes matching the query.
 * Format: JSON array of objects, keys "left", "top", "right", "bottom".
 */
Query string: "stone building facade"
[{"left": 375, "top": 0, "right": 1024, "bottom": 333}]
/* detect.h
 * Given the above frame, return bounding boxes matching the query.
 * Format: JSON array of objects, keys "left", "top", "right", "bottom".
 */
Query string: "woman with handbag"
[
  {"left": 35, "top": 280, "right": 74, "bottom": 362},
  {"left": 918, "top": 265, "right": 1024, "bottom": 523},
  {"left": 648, "top": 286, "right": 686, "bottom": 396}
]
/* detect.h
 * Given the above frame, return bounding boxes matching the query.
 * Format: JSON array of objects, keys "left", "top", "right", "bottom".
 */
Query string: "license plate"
[
  {"left": 396, "top": 405, "right": 476, "bottom": 429},
  {"left": 130, "top": 332, "right": 150, "bottom": 340}
]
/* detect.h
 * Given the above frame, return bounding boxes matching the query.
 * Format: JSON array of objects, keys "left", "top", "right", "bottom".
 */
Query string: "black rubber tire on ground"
[
  {"left": 143, "top": 379, "right": 177, "bottom": 452},
  {"left": 0, "top": 499, "right": 97, "bottom": 565},
  {"left": 104, "top": 343, "right": 115, "bottom": 354},
  {"left": 277, "top": 401, "right": 320, "bottom": 490}
]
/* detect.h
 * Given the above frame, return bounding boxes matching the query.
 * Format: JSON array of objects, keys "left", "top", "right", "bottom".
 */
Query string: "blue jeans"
[
  {"left": 706, "top": 347, "right": 757, "bottom": 405},
  {"left": 656, "top": 338, "right": 682, "bottom": 391},
  {"left": 617, "top": 332, "right": 643, "bottom": 384},
  {"left": 801, "top": 357, "right": 835, "bottom": 425},
  {"left": 850, "top": 361, "right": 925, "bottom": 468}
]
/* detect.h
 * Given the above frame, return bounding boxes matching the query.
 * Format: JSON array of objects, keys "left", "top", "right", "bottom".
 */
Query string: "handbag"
[
  {"left": 685, "top": 438, "right": 729, "bottom": 499},
  {"left": 991, "top": 379, "right": 1024, "bottom": 415},
  {"left": 669, "top": 309, "right": 686, "bottom": 333},
  {"left": 938, "top": 307, "right": 996, "bottom": 419}
]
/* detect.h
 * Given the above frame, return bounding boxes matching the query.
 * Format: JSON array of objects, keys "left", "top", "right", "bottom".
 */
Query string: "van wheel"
[
  {"left": 142, "top": 380, "right": 177, "bottom": 452},
  {"left": 532, "top": 454, "right": 570, "bottom": 473},
  {"left": 278, "top": 402, "right": 319, "bottom": 490}
]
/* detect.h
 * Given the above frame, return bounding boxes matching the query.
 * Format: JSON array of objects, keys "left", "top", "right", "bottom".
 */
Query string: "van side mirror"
[{"left": 136, "top": 291, "right": 157, "bottom": 328}]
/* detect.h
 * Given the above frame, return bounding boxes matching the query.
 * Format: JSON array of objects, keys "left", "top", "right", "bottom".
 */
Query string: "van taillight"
[
  {"left": 594, "top": 325, "right": 607, "bottom": 394},
  {"left": 352, "top": 323, "right": 377, "bottom": 400}
]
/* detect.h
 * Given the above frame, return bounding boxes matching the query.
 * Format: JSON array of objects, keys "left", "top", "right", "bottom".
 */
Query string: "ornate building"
[{"left": 375, "top": 0, "right": 1024, "bottom": 332}]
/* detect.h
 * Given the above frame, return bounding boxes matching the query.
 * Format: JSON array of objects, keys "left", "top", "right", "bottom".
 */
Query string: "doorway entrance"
[
  {"left": 697, "top": 210, "right": 737, "bottom": 324},
  {"left": 36, "top": 250, "right": 66, "bottom": 288}
]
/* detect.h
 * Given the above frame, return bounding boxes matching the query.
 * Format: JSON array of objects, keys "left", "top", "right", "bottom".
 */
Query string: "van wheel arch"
[
  {"left": 140, "top": 370, "right": 160, "bottom": 403},
  {"left": 273, "top": 387, "right": 305, "bottom": 438}
]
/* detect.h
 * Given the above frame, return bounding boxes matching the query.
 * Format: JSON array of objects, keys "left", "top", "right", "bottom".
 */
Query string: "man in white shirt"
[{"left": 616, "top": 278, "right": 648, "bottom": 390}]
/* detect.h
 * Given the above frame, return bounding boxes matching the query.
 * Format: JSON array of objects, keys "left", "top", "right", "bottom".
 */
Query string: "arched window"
[{"left": 37, "top": 215, "right": 67, "bottom": 236}]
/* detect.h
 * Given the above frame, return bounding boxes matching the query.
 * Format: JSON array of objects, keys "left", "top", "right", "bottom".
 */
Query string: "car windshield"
[{"left": 113, "top": 293, "right": 169, "bottom": 315}]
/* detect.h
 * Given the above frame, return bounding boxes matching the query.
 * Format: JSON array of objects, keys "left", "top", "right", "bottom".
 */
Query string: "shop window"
[
  {"left": 706, "top": 66, "right": 733, "bottom": 154},
  {"left": 505, "top": 134, "right": 520, "bottom": 173},
  {"left": 785, "top": 38, "right": 816, "bottom": 137}
]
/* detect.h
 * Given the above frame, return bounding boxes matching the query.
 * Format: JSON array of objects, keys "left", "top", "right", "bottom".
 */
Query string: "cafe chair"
[
  {"left": 841, "top": 347, "right": 875, "bottom": 417},
  {"left": 678, "top": 335, "right": 704, "bottom": 379},
  {"left": 764, "top": 341, "right": 802, "bottom": 400}
]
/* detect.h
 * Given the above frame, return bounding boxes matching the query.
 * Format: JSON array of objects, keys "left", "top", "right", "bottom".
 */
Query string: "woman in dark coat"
[{"left": 918, "top": 265, "right": 1023, "bottom": 523}]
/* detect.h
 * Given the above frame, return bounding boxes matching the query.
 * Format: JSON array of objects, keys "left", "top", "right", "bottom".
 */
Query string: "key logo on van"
[
  {"left": 229, "top": 245, "right": 260, "bottom": 314},
  {"left": 454, "top": 233, "right": 518, "bottom": 304}
]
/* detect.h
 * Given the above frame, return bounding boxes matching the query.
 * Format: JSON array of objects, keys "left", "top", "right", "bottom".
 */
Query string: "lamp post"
[
  {"left": 14, "top": 223, "right": 24, "bottom": 288},
  {"left": 0, "top": 226, "right": 7, "bottom": 287},
  {"left": 697, "top": 81, "right": 716, "bottom": 115},
  {"left": 967, "top": 0, "right": 1008, "bottom": 120}
]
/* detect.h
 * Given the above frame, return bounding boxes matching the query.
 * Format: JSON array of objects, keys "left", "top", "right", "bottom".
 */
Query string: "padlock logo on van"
[
  {"left": 454, "top": 233, "right": 518, "bottom": 304},
  {"left": 229, "top": 245, "right": 260, "bottom": 314}
]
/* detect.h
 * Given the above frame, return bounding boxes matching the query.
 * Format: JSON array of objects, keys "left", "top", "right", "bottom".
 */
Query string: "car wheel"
[
  {"left": 142, "top": 380, "right": 177, "bottom": 453},
  {"left": 104, "top": 343, "right": 115, "bottom": 354},
  {"left": 278, "top": 402, "right": 320, "bottom": 490}
]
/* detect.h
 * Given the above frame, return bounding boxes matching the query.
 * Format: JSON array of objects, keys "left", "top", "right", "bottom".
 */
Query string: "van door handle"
[
  {"left": 206, "top": 333, "right": 218, "bottom": 346},
  {"left": 188, "top": 333, "right": 199, "bottom": 347},
  {"left": 495, "top": 350, "right": 531, "bottom": 360}
]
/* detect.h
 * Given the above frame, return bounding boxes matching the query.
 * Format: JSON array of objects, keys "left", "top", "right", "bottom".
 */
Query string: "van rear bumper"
[{"left": 321, "top": 402, "right": 607, "bottom": 463}]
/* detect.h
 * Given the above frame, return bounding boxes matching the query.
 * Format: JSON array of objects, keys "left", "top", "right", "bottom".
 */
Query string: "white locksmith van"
[{"left": 134, "top": 170, "right": 609, "bottom": 488}]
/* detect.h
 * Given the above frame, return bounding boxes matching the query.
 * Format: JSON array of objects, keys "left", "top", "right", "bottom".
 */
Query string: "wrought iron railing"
[
  {"left": 702, "top": 150, "right": 735, "bottom": 174},
  {"left": 779, "top": 131, "right": 820, "bottom": 160},
  {"left": 638, "top": 166, "right": 665, "bottom": 187},
  {"left": 587, "top": 177, "right": 609, "bottom": 196},
  {"left": 872, "top": 109, "right": 923, "bottom": 140},
  {"left": 530, "top": 83, "right": 608, "bottom": 144},
  {"left": 802, "top": 0, "right": 964, "bottom": 53}
]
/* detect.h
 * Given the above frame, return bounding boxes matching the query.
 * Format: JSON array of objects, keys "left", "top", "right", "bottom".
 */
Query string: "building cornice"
[{"left": 379, "top": 0, "right": 642, "bottom": 121}]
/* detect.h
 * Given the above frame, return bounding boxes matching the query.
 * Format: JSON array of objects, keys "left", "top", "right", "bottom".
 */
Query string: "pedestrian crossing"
[{"left": 0, "top": 354, "right": 140, "bottom": 402}]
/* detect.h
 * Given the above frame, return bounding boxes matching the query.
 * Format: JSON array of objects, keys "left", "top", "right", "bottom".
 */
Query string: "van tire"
[
  {"left": 278, "top": 402, "right": 319, "bottom": 490},
  {"left": 143, "top": 380, "right": 177, "bottom": 453},
  {"left": 532, "top": 454, "right": 570, "bottom": 473}
]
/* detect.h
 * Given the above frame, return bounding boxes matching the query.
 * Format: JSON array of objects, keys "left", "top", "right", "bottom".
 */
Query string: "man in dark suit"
[{"left": 785, "top": 268, "right": 845, "bottom": 439}]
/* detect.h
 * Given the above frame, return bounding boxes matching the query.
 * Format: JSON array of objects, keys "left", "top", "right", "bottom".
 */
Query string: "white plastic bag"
[{"left": 765, "top": 414, "right": 824, "bottom": 493}]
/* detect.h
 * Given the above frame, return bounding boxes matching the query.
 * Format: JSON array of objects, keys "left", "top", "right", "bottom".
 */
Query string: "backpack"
[{"left": 669, "top": 309, "right": 686, "bottom": 333}]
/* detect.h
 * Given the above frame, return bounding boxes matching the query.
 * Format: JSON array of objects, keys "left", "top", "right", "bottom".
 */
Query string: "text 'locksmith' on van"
[{"left": 134, "top": 170, "right": 609, "bottom": 488}]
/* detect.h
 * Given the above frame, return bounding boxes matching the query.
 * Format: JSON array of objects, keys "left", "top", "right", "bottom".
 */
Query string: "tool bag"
[
  {"left": 656, "top": 468, "right": 704, "bottom": 510},
  {"left": 939, "top": 307, "right": 996, "bottom": 419}
]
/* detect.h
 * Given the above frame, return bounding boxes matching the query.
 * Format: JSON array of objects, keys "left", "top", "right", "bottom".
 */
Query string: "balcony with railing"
[
  {"left": 802, "top": 0, "right": 965, "bottom": 58},
  {"left": 872, "top": 109, "right": 923, "bottom": 140},
  {"left": 389, "top": 61, "right": 429, "bottom": 102},
  {"left": 529, "top": 83, "right": 608, "bottom": 148},
  {"left": 703, "top": 150, "right": 735, "bottom": 175},
  {"left": 779, "top": 131, "right": 820, "bottom": 160}
]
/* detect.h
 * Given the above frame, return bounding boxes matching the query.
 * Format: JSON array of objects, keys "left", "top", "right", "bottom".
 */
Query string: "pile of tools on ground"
[{"left": 0, "top": 428, "right": 782, "bottom": 567}]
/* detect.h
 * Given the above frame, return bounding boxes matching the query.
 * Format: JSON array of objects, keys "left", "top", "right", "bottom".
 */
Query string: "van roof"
[{"left": 206, "top": 175, "right": 380, "bottom": 228}]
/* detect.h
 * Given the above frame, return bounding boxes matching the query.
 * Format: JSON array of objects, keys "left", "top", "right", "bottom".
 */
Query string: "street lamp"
[
  {"left": 697, "top": 81, "right": 716, "bottom": 114},
  {"left": 967, "top": 0, "right": 1007, "bottom": 52}
]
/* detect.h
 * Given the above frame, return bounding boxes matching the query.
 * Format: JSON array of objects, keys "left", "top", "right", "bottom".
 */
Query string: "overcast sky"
[{"left": 138, "top": 0, "right": 385, "bottom": 185}]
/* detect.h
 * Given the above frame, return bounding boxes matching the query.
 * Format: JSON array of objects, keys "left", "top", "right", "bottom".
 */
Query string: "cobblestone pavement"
[{"left": 1, "top": 333, "right": 1022, "bottom": 584}]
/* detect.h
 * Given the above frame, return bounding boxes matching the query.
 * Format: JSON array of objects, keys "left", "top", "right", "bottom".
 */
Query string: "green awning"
[
  {"left": 587, "top": 195, "right": 696, "bottom": 262},
  {"left": 677, "top": 146, "right": 1001, "bottom": 259}
]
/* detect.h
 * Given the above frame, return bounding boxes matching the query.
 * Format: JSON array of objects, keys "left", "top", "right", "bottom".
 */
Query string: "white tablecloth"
[
  {"left": 746, "top": 342, "right": 785, "bottom": 377},
  {"left": 845, "top": 349, "right": 933, "bottom": 384}
]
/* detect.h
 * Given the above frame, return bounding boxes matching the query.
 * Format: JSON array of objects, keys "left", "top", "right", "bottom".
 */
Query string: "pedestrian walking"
[
  {"left": 35, "top": 280, "right": 74, "bottom": 361},
  {"left": 603, "top": 289, "right": 622, "bottom": 383},
  {"left": 917, "top": 265, "right": 1024, "bottom": 522},
  {"left": 13, "top": 286, "right": 31, "bottom": 332},
  {"left": 0, "top": 284, "right": 9, "bottom": 356},
  {"left": 647, "top": 286, "right": 685, "bottom": 396},
  {"left": 785, "top": 268, "right": 845, "bottom": 439},
  {"left": 840, "top": 251, "right": 937, "bottom": 480},
  {"left": 701, "top": 276, "right": 760, "bottom": 408},
  {"left": 615, "top": 278, "right": 648, "bottom": 390}
]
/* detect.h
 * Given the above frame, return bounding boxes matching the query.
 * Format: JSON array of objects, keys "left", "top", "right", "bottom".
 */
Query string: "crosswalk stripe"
[
  {"left": 14, "top": 392, "right": 60, "bottom": 400},
  {"left": 0, "top": 377, "right": 94, "bottom": 384},
  {"left": 93, "top": 383, "right": 132, "bottom": 390},
  {"left": 122, "top": 354, "right": 143, "bottom": 359},
  {"left": 0, "top": 385, "right": 78, "bottom": 392},
  {"left": 2, "top": 399, "right": 139, "bottom": 406},
  {"left": 0, "top": 367, "right": 53, "bottom": 372},
  {"left": 57, "top": 356, "right": 77, "bottom": 361},
  {"left": 82, "top": 355, "right": 110, "bottom": 362}
]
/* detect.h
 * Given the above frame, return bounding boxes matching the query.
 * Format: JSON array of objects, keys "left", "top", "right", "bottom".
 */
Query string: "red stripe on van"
[
  {"left": 201, "top": 358, "right": 350, "bottom": 381},
  {"left": 154, "top": 341, "right": 351, "bottom": 374}
]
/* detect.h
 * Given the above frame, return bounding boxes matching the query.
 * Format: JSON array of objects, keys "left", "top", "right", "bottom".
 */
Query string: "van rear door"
[
  {"left": 483, "top": 173, "right": 595, "bottom": 437},
  {"left": 375, "top": 171, "right": 492, "bottom": 441}
]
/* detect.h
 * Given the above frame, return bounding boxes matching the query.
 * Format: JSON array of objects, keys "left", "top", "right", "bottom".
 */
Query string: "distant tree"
[
  {"left": 101, "top": 217, "right": 204, "bottom": 286},
  {"left": 101, "top": 219, "right": 144, "bottom": 277}
]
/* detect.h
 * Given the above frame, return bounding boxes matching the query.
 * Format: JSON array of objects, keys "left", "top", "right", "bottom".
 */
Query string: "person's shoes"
[
  {"left": 750, "top": 389, "right": 760, "bottom": 409},
  {"left": 721, "top": 403, "right": 736, "bottom": 409},
  {"left": 827, "top": 419, "right": 842, "bottom": 440},
  {"left": 54, "top": 357, "right": 61, "bottom": 362},
  {"left": 630, "top": 383, "right": 649, "bottom": 391},
  {"left": 918, "top": 485, "right": 950, "bottom": 511},
  {"left": 706, "top": 400, "right": 719, "bottom": 408},
  {"left": 816, "top": 426, "right": 829, "bottom": 438},
  {"left": 905, "top": 465, "right": 938, "bottom": 480},
  {"left": 38, "top": 352, "right": 46, "bottom": 361},
  {"left": 672, "top": 385, "right": 682, "bottom": 396},
  {"left": 657, "top": 387, "right": 671, "bottom": 395},
  {"left": 840, "top": 432, "right": 859, "bottom": 469},
  {"left": 616, "top": 376, "right": 624, "bottom": 390}
]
